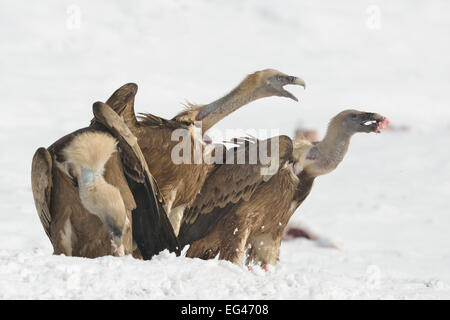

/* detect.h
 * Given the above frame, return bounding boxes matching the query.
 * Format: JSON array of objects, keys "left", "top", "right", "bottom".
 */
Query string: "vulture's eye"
[
  {"left": 277, "top": 76, "right": 282, "bottom": 81},
  {"left": 351, "top": 114, "right": 358, "bottom": 119}
]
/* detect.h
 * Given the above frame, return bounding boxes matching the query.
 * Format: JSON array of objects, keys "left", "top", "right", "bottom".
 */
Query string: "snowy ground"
[{"left": 0, "top": 1, "right": 449, "bottom": 299}]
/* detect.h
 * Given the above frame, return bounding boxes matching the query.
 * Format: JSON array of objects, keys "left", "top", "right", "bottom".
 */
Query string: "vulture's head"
[
  {"left": 331, "top": 109, "right": 389, "bottom": 134},
  {"left": 247, "top": 69, "right": 305, "bottom": 102},
  {"left": 190, "top": 69, "right": 306, "bottom": 131}
]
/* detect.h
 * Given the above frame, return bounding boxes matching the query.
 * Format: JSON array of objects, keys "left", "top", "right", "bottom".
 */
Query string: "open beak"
[
  {"left": 280, "top": 76, "right": 306, "bottom": 102},
  {"left": 360, "top": 113, "right": 389, "bottom": 133}
]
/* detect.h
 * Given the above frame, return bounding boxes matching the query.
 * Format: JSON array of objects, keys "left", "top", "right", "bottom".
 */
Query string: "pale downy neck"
[
  {"left": 309, "top": 125, "right": 353, "bottom": 176},
  {"left": 195, "top": 80, "right": 260, "bottom": 133}
]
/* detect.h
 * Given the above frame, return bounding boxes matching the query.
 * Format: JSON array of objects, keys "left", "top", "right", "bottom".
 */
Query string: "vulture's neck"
[
  {"left": 307, "top": 125, "right": 352, "bottom": 177},
  {"left": 189, "top": 76, "right": 261, "bottom": 132},
  {"left": 198, "top": 88, "right": 256, "bottom": 132}
]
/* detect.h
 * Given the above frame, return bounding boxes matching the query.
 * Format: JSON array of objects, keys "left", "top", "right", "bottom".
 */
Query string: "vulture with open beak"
[
  {"left": 179, "top": 110, "right": 389, "bottom": 268},
  {"left": 31, "top": 69, "right": 304, "bottom": 259},
  {"left": 93, "top": 69, "right": 305, "bottom": 234}
]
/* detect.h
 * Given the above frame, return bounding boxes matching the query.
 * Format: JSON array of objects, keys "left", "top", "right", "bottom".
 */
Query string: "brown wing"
[
  {"left": 92, "top": 101, "right": 181, "bottom": 259},
  {"left": 90, "top": 82, "right": 189, "bottom": 133},
  {"left": 31, "top": 147, "right": 53, "bottom": 242},
  {"left": 137, "top": 112, "right": 188, "bottom": 130},
  {"left": 178, "top": 135, "right": 293, "bottom": 247},
  {"left": 90, "top": 83, "right": 138, "bottom": 127}
]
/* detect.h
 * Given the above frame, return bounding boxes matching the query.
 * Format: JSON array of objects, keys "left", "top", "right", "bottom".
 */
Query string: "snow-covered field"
[{"left": 0, "top": 0, "right": 449, "bottom": 299}]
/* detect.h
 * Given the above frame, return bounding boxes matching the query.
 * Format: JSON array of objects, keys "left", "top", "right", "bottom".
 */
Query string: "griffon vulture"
[
  {"left": 31, "top": 69, "right": 304, "bottom": 259},
  {"left": 93, "top": 69, "right": 305, "bottom": 234},
  {"left": 179, "top": 110, "right": 389, "bottom": 268},
  {"left": 31, "top": 99, "right": 179, "bottom": 260}
]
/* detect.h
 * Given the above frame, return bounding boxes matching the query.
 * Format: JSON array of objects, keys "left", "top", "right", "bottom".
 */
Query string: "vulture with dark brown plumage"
[
  {"left": 31, "top": 69, "right": 305, "bottom": 259},
  {"left": 93, "top": 69, "right": 305, "bottom": 234},
  {"left": 178, "top": 110, "right": 389, "bottom": 268}
]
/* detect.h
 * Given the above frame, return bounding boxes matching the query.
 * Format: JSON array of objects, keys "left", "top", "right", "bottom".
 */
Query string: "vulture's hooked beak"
[{"left": 279, "top": 76, "right": 306, "bottom": 102}]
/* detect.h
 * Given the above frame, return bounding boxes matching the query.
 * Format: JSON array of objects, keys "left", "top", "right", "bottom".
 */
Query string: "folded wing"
[
  {"left": 92, "top": 101, "right": 181, "bottom": 259},
  {"left": 178, "top": 135, "right": 293, "bottom": 247}
]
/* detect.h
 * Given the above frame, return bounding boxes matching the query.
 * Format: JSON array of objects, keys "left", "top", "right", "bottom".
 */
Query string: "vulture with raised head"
[
  {"left": 95, "top": 69, "right": 305, "bottom": 234},
  {"left": 179, "top": 110, "right": 389, "bottom": 268}
]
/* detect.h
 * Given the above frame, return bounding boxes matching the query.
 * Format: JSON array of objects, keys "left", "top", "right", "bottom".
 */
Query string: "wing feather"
[
  {"left": 90, "top": 83, "right": 138, "bottom": 126},
  {"left": 31, "top": 147, "right": 53, "bottom": 242},
  {"left": 178, "top": 135, "right": 293, "bottom": 247}
]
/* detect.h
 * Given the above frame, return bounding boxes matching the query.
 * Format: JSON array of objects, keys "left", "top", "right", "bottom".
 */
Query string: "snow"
[{"left": 0, "top": 0, "right": 449, "bottom": 299}]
